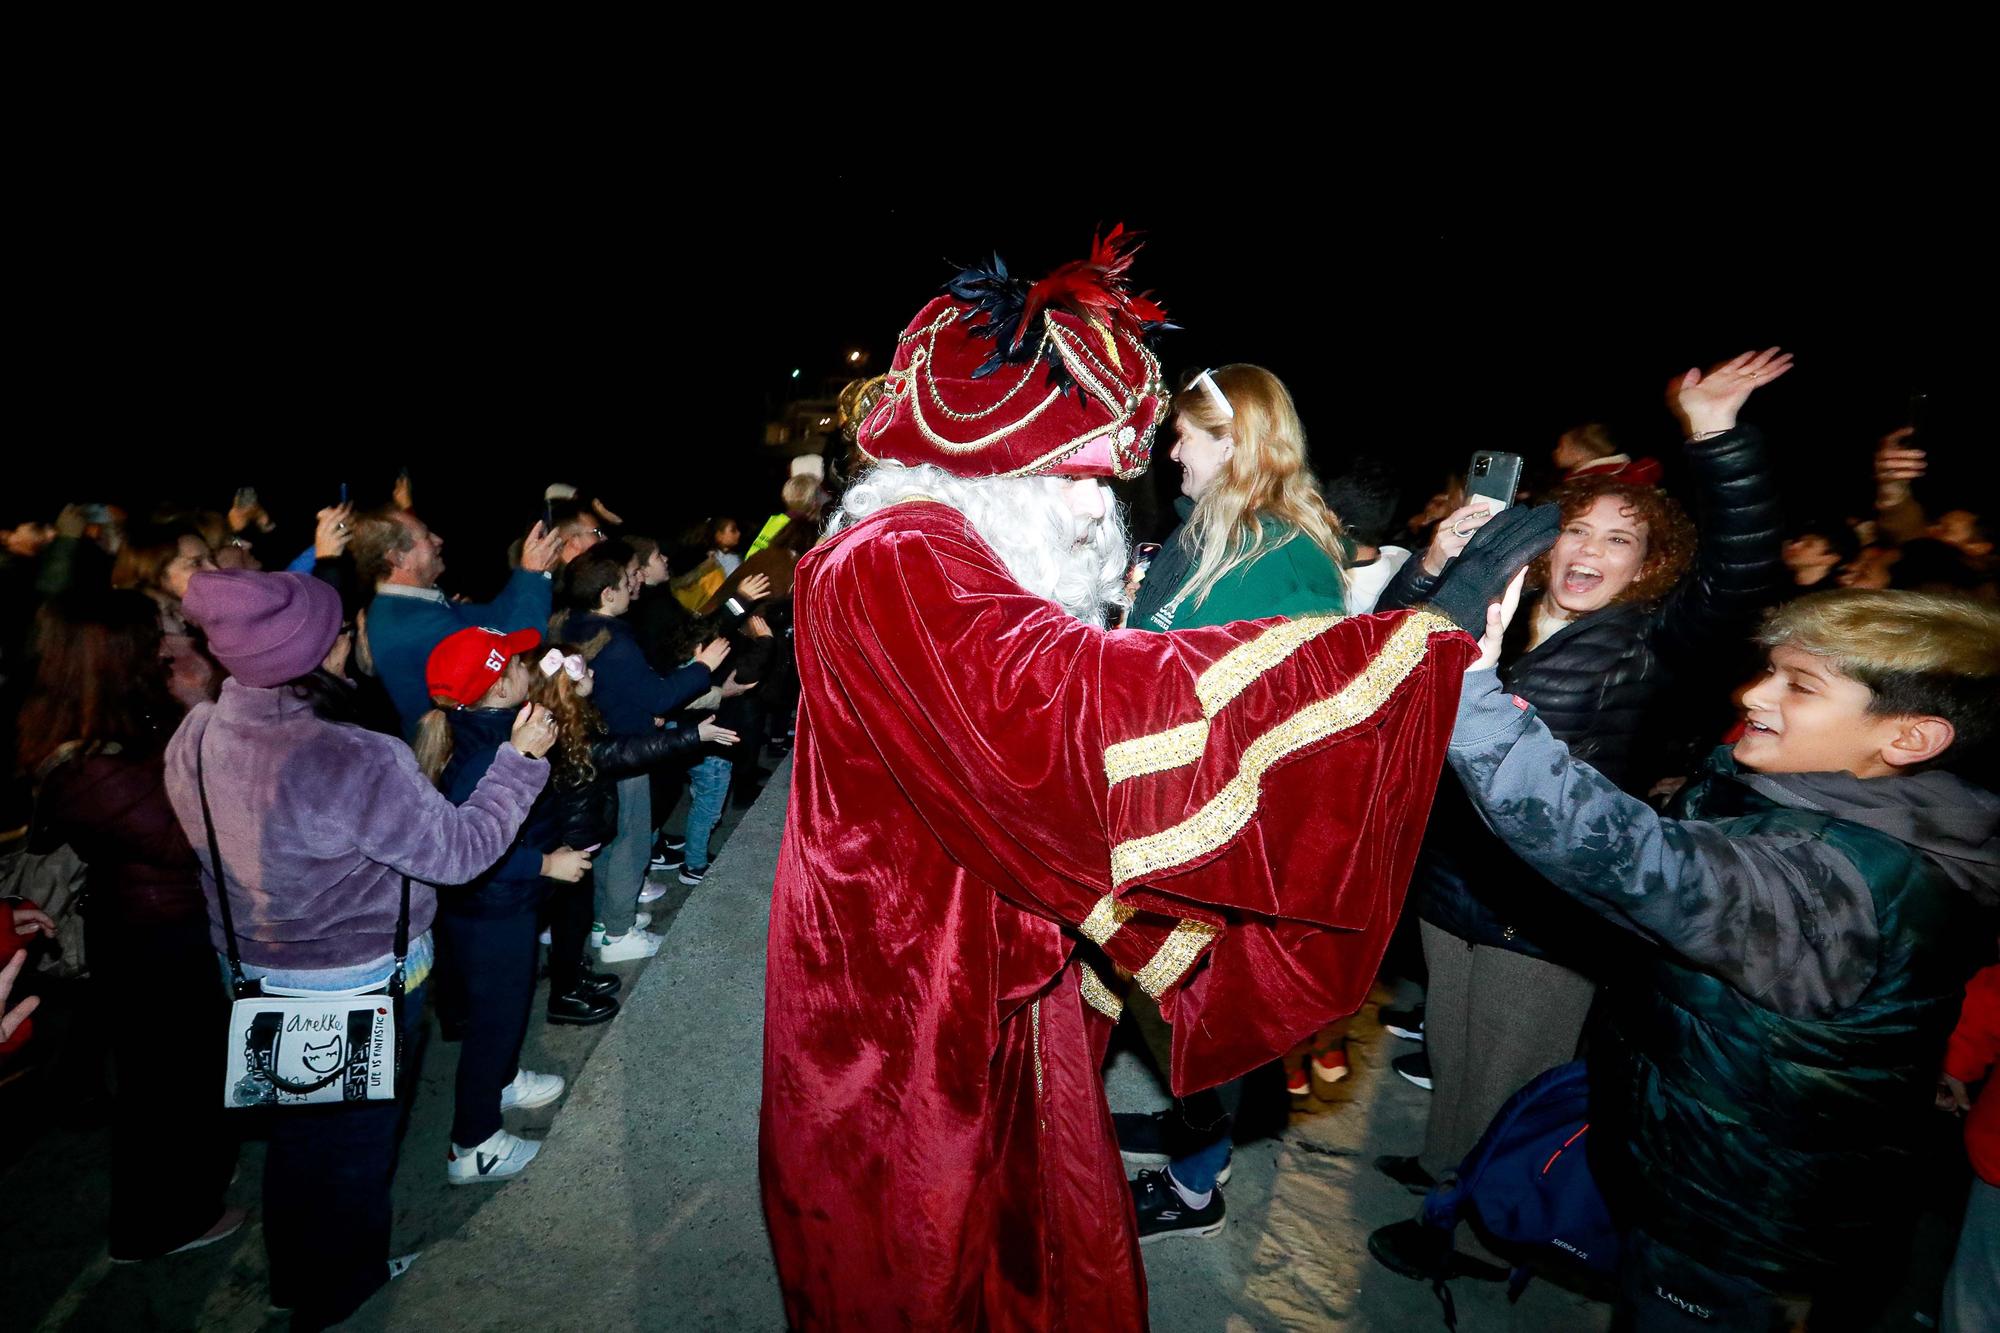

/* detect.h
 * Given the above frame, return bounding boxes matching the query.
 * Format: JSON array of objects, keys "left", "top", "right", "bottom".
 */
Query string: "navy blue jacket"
[
  {"left": 366, "top": 569, "right": 553, "bottom": 738},
  {"left": 560, "top": 611, "right": 712, "bottom": 739},
  {"left": 435, "top": 707, "right": 563, "bottom": 918}
]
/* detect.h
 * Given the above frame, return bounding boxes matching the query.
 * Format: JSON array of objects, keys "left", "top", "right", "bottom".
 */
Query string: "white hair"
[{"left": 829, "top": 462, "right": 1130, "bottom": 626}]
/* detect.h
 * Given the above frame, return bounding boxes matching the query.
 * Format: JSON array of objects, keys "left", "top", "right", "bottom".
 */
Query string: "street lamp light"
[{"left": 847, "top": 350, "right": 864, "bottom": 364}]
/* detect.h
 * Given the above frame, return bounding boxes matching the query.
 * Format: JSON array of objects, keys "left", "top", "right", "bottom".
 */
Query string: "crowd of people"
[
  {"left": 0, "top": 473, "right": 812, "bottom": 1327},
  {"left": 2, "top": 262, "right": 1998, "bottom": 1332}
]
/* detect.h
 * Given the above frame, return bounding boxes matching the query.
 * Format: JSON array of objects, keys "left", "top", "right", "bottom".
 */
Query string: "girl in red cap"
[{"left": 418, "top": 626, "right": 580, "bottom": 1186}]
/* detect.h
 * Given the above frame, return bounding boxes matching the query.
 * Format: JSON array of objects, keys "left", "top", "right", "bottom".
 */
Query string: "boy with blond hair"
[{"left": 1439, "top": 586, "right": 2000, "bottom": 1329}]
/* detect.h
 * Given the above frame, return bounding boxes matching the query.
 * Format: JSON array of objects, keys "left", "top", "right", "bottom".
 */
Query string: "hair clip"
[
  {"left": 539, "top": 649, "right": 587, "bottom": 682},
  {"left": 1191, "top": 369, "right": 1234, "bottom": 421}
]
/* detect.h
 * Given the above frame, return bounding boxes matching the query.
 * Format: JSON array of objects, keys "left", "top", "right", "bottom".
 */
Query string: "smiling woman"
[{"left": 1532, "top": 477, "right": 1697, "bottom": 635}]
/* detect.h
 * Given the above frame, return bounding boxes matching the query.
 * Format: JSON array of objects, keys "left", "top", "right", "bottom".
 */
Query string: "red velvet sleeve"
[{"left": 814, "top": 508, "right": 1474, "bottom": 1092}]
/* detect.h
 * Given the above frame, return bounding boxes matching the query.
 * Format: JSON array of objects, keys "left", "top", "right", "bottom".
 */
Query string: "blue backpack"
[{"left": 1419, "top": 1060, "right": 1621, "bottom": 1321}]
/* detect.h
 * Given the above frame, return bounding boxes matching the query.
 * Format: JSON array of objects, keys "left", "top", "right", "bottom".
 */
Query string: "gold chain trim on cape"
[
  {"left": 1108, "top": 613, "right": 1455, "bottom": 886},
  {"left": 1103, "top": 615, "right": 1342, "bottom": 788},
  {"left": 1103, "top": 720, "right": 1211, "bottom": 786},
  {"left": 1195, "top": 615, "right": 1343, "bottom": 715},
  {"left": 1078, "top": 963, "right": 1124, "bottom": 1020},
  {"left": 1133, "top": 919, "right": 1223, "bottom": 999},
  {"left": 1079, "top": 893, "right": 1137, "bottom": 946}
]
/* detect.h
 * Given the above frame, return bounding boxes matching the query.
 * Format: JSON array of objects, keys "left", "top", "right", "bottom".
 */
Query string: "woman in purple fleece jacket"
[{"left": 163, "top": 569, "right": 559, "bottom": 1331}]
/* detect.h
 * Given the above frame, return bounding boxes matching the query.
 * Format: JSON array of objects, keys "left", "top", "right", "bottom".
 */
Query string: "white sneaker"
[
  {"left": 446, "top": 1128, "right": 540, "bottom": 1185},
  {"left": 589, "top": 912, "right": 651, "bottom": 948},
  {"left": 637, "top": 878, "right": 668, "bottom": 904},
  {"left": 597, "top": 928, "right": 663, "bottom": 962},
  {"left": 498, "top": 1067, "right": 565, "bottom": 1112}
]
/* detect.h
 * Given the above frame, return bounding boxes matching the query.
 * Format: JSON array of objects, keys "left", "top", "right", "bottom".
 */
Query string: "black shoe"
[
  {"left": 1394, "top": 1051, "right": 1433, "bottom": 1091},
  {"left": 649, "top": 848, "right": 683, "bottom": 872},
  {"left": 1114, "top": 1109, "right": 1210, "bottom": 1168},
  {"left": 1375, "top": 1154, "right": 1438, "bottom": 1195},
  {"left": 767, "top": 738, "right": 791, "bottom": 757},
  {"left": 575, "top": 970, "right": 622, "bottom": 998},
  {"left": 547, "top": 991, "right": 619, "bottom": 1027},
  {"left": 1380, "top": 1003, "right": 1425, "bottom": 1041},
  {"left": 678, "top": 864, "right": 707, "bottom": 886},
  {"left": 1367, "top": 1219, "right": 1508, "bottom": 1282},
  {"left": 661, "top": 833, "right": 686, "bottom": 852},
  {"left": 1130, "top": 1169, "right": 1226, "bottom": 1244}
]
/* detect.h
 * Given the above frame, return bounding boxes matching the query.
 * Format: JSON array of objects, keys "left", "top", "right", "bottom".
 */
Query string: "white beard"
[{"left": 828, "top": 463, "right": 1131, "bottom": 626}]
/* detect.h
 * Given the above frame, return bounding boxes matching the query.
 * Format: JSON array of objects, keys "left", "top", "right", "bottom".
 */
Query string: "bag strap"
[
  {"left": 194, "top": 734, "right": 250, "bottom": 999},
  {"left": 195, "top": 728, "right": 411, "bottom": 1003}
]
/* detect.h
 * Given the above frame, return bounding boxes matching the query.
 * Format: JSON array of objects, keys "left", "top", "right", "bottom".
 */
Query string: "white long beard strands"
[{"left": 830, "top": 463, "right": 1132, "bottom": 626}]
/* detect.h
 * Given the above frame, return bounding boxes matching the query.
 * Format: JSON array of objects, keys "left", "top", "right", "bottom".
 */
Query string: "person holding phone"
[
  {"left": 1119, "top": 363, "right": 1354, "bottom": 1243},
  {"left": 1368, "top": 349, "right": 1790, "bottom": 1279}
]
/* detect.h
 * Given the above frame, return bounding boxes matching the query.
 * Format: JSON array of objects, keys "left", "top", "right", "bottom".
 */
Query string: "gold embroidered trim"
[
  {"left": 1195, "top": 615, "right": 1343, "bottom": 716},
  {"left": 1030, "top": 999, "right": 1044, "bottom": 1102},
  {"left": 1079, "top": 893, "right": 1137, "bottom": 946},
  {"left": 1109, "top": 613, "right": 1453, "bottom": 886},
  {"left": 1133, "top": 919, "right": 1222, "bottom": 998},
  {"left": 1078, "top": 963, "right": 1124, "bottom": 1021},
  {"left": 1104, "top": 719, "right": 1210, "bottom": 786}
]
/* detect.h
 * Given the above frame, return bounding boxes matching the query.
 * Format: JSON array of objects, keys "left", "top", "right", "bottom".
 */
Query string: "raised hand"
[
  {"left": 695, "top": 637, "right": 733, "bottom": 673},
  {"left": 738, "top": 572, "right": 773, "bottom": 602},
  {"left": 1, "top": 950, "right": 38, "bottom": 1044},
  {"left": 510, "top": 702, "right": 560, "bottom": 759},
  {"left": 315, "top": 503, "right": 356, "bottom": 559},
  {"left": 1874, "top": 426, "right": 1926, "bottom": 508},
  {"left": 519, "top": 521, "right": 564, "bottom": 574},
  {"left": 1421, "top": 501, "right": 1498, "bottom": 576},
  {"left": 1473, "top": 569, "right": 1528, "bottom": 672},
  {"left": 1668, "top": 346, "right": 1793, "bottom": 439}
]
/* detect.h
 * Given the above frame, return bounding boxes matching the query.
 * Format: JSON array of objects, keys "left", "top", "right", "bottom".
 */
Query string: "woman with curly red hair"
[{"left": 1369, "top": 349, "right": 1790, "bottom": 1281}]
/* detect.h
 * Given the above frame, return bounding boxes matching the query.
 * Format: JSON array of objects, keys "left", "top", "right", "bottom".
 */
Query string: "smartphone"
[
  {"left": 543, "top": 500, "right": 555, "bottom": 532},
  {"left": 338, "top": 481, "right": 349, "bottom": 505},
  {"left": 235, "top": 486, "right": 259, "bottom": 510},
  {"left": 1465, "top": 451, "right": 1524, "bottom": 512}
]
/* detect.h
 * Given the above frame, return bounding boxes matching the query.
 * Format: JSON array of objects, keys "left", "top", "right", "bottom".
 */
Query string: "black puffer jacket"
[
  {"left": 1380, "top": 424, "right": 1783, "bottom": 961},
  {"left": 554, "top": 724, "right": 707, "bottom": 851}
]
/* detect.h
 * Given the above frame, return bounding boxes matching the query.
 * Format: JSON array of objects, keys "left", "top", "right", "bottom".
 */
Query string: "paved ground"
[{"left": 6, "top": 760, "right": 1959, "bottom": 1330}]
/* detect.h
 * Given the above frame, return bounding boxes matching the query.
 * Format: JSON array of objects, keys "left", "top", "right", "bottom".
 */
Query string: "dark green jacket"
[
  {"left": 1128, "top": 498, "right": 1346, "bottom": 632},
  {"left": 1447, "top": 672, "right": 2000, "bottom": 1285}
]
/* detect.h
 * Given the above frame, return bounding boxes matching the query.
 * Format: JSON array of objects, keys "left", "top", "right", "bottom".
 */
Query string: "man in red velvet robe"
[{"left": 760, "top": 235, "right": 1483, "bottom": 1331}]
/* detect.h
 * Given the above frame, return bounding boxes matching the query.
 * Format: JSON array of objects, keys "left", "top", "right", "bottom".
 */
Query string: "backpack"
[{"left": 1419, "top": 1060, "right": 1620, "bottom": 1324}]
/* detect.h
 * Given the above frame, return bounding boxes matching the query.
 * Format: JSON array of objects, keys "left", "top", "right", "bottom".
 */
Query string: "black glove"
[{"left": 1424, "top": 503, "right": 1561, "bottom": 634}]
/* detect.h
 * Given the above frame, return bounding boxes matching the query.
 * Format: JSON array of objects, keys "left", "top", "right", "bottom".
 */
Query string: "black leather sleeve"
[
  {"left": 1650, "top": 425, "right": 1784, "bottom": 666},
  {"left": 589, "top": 725, "right": 704, "bottom": 780}
]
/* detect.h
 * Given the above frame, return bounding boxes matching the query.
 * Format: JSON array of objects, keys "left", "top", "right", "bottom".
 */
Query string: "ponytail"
[{"left": 413, "top": 705, "right": 455, "bottom": 787}]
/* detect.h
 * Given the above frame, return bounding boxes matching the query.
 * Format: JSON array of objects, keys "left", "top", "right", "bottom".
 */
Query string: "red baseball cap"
[{"left": 425, "top": 626, "right": 542, "bottom": 708}]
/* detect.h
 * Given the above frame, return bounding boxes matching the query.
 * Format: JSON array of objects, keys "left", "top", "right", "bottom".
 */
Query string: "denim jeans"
[
  {"left": 596, "top": 774, "right": 651, "bottom": 936},
  {"left": 263, "top": 982, "right": 429, "bottom": 1330},
  {"left": 684, "top": 755, "right": 732, "bottom": 871}
]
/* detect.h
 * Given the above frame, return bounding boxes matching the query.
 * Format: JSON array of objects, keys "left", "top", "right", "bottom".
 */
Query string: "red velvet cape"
[{"left": 760, "top": 501, "right": 1473, "bottom": 1330}]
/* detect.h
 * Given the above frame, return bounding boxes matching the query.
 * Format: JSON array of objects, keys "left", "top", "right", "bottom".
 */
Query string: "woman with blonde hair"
[
  {"left": 1120, "top": 363, "right": 1354, "bottom": 1243},
  {"left": 1129, "top": 364, "right": 1347, "bottom": 631}
]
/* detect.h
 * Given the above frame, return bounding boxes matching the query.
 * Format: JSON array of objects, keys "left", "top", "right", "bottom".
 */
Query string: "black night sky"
[{"left": 16, "top": 146, "right": 1972, "bottom": 596}]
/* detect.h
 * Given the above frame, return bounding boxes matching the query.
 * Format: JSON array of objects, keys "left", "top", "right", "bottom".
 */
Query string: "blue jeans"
[
  {"left": 685, "top": 755, "right": 732, "bottom": 870},
  {"left": 596, "top": 774, "right": 651, "bottom": 935},
  {"left": 263, "top": 982, "right": 429, "bottom": 1330}
]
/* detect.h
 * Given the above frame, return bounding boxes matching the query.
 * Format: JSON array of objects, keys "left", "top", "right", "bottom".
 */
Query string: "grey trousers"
[
  {"left": 1944, "top": 1175, "right": 2000, "bottom": 1333},
  {"left": 1417, "top": 919, "right": 1597, "bottom": 1181},
  {"left": 595, "top": 774, "right": 651, "bottom": 937}
]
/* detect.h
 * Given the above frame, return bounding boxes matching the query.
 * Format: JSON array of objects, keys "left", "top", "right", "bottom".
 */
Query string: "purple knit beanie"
[{"left": 182, "top": 570, "right": 343, "bottom": 688}]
